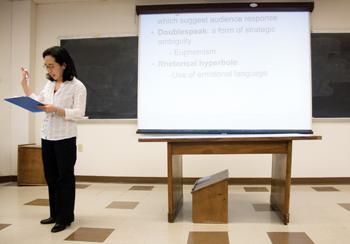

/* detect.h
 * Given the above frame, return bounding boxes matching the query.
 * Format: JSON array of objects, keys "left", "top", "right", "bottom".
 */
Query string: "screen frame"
[
  {"left": 136, "top": 2, "right": 314, "bottom": 135},
  {"left": 136, "top": 2, "right": 314, "bottom": 15}
]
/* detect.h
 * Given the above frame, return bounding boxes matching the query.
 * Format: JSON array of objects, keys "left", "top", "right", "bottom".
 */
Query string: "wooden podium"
[
  {"left": 139, "top": 134, "right": 321, "bottom": 224},
  {"left": 192, "top": 169, "right": 228, "bottom": 223},
  {"left": 17, "top": 144, "right": 46, "bottom": 186}
]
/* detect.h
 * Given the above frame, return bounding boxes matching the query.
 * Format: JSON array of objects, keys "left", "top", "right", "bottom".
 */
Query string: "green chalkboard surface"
[
  {"left": 312, "top": 33, "right": 350, "bottom": 118},
  {"left": 61, "top": 37, "right": 138, "bottom": 119}
]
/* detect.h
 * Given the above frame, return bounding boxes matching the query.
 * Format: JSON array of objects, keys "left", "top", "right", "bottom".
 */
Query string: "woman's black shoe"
[
  {"left": 40, "top": 217, "right": 55, "bottom": 224},
  {"left": 51, "top": 223, "right": 70, "bottom": 233}
]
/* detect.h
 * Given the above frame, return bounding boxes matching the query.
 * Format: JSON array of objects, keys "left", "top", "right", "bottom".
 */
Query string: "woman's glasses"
[{"left": 43, "top": 64, "right": 58, "bottom": 70}]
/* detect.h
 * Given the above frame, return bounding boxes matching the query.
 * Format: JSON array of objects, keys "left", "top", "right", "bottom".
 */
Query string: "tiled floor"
[
  {"left": 65, "top": 227, "right": 115, "bottom": 242},
  {"left": 243, "top": 186, "right": 269, "bottom": 192},
  {"left": 1, "top": 182, "right": 350, "bottom": 243},
  {"left": 311, "top": 186, "right": 339, "bottom": 192},
  {"left": 24, "top": 199, "right": 49, "bottom": 206}
]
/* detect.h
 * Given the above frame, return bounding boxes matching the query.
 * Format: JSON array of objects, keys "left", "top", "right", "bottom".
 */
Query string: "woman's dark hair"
[{"left": 42, "top": 46, "right": 77, "bottom": 82}]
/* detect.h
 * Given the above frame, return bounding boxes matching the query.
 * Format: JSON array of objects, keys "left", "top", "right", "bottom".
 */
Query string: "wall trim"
[
  {"left": 76, "top": 176, "right": 350, "bottom": 185},
  {"left": 2, "top": 175, "right": 350, "bottom": 185},
  {"left": 0, "top": 176, "right": 17, "bottom": 183},
  {"left": 291, "top": 177, "right": 350, "bottom": 185},
  {"left": 76, "top": 175, "right": 167, "bottom": 184}
]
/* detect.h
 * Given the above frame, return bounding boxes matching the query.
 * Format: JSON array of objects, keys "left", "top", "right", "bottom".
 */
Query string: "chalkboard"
[
  {"left": 312, "top": 33, "right": 350, "bottom": 118},
  {"left": 61, "top": 37, "right": 138, "bottom": 119},
  {"left": 60, "top": 34, "right": 350, "bottom": 119}
]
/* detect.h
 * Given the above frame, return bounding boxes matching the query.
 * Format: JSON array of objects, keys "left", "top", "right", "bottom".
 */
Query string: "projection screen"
[{"left": 137, "top": 3, "right": 314, "bottom": 134}]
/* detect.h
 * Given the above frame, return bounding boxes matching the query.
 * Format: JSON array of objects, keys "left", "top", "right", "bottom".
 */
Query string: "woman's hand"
[
  {"left": 20, "top": 67, "right": 32, "bottom": 96},
  {"left": 20, "top": 67, "right": 29, "bottom": 83},
  {"left": 38, "top": 104, "right": 57, "bottom": 113},
  {"left": 38, "top": 104, "right": 65, "bottom": 117}
]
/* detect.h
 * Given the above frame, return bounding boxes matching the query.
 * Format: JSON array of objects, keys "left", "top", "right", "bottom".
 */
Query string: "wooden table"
[{"left": 139, "top": 134, "right": 321, "bottom": 224}]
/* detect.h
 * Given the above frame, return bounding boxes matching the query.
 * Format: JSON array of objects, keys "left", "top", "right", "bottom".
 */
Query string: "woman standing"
[{"left": 20, "top": 46, "right": 87, "bottom": 233}]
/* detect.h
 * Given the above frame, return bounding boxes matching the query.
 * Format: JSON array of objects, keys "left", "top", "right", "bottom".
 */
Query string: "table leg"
[
  {"left": 167, "top": 143, "right": 183, "bottom": 222},
  {"left": 270, "top": 141, "right": 292, "bottom": 224}
]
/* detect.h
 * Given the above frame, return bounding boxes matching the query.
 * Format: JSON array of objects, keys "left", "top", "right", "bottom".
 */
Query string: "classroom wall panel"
[{"left": 4, "top": 0, "right": 350, "bottom": 178}]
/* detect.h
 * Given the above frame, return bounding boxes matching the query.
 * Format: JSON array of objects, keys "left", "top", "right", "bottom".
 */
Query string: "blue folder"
[{"left": 4, "top": 96, "right": 44, "bottom": 112}]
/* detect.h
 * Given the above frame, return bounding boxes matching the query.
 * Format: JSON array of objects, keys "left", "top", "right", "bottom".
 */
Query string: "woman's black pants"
[{"left": 41, "top": 137, "right": 76, "bottom": 225}]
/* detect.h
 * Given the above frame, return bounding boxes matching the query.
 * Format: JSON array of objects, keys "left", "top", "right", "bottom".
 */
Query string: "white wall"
[
  {"left": 3, "top": 0, "right": 350, "bottom": 178},
  {"left": 0, "top": 1, "right": 13, "bottom": 176},
  {"left": 5, "top": 0, "right": 37, "bottom": 176}
]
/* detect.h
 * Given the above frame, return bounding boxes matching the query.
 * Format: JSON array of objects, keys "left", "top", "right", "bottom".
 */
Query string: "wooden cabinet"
[{"left": 17, "top": 144, "right": 46, "bottom": 186}]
